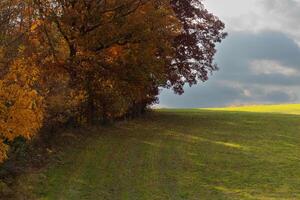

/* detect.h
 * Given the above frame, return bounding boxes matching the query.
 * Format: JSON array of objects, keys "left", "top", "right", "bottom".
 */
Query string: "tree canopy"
[{"left": 0, "top": 0, "right": 226, "bottom": 162}]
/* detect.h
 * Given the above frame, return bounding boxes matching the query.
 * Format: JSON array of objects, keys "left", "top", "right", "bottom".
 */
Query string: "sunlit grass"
[
  {"left": 204, "top": 104, "right": 300, "bottom": 115},
  {"left": 16, "top": 104, "right": 300, "bottom": 199}
]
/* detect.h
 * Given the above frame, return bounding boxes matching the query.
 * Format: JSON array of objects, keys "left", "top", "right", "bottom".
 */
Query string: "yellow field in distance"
[{"left": 204, "top": 104, "right": 300, "bottom": 115}]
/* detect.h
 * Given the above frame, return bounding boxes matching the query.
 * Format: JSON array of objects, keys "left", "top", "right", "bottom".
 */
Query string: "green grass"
[{"left": 18, "top": 105, "right": 300, "bottom": 199}]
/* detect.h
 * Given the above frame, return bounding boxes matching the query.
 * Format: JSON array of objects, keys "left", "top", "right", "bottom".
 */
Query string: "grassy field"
[{"left": 15, "top": 105, "right": 300, "bottom": 199}]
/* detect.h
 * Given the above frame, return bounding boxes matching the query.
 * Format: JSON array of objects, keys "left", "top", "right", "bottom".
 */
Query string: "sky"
[{"left": 158, "top": 0, "right": 300, "bottom": 108}]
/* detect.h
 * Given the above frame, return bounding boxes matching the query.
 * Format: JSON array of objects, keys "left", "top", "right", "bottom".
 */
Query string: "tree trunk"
[
  {"left": 86, "top": 94, "right": 95, "bottom": 125},
  {"left": 86, "top": 73, "right": 96, "bottom": 125},
  {"left": 101, "top": 102, "right": 111, "bottom": 125}
]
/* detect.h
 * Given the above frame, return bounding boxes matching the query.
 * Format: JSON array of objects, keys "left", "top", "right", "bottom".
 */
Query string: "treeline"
[{"left": 0, "top": 0, "right": 226, "bottom": 162}]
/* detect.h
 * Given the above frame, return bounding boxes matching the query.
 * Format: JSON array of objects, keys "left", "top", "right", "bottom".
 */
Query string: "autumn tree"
[
  {"left": 31, "top": 0, "right": 180, "bottom": 123},
  {"left": 0, "top": 0, "right": 226, "bottom": 162},
  {"left": 168, "top": 0, "right": 227, "bottom": 94},
  {"left": 0, "top": 57, "right": 44, "bottom": 162},
  {"left": 29, "top": 0, "right": 225, "bottom": 123},
  {"left": 0, "top": 0, "right": 45, "bottom": 162}
]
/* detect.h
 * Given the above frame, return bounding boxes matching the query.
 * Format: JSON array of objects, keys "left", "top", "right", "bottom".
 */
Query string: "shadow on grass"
[{"left": 6, "top": 109, "right": 300, "bottom": 200}]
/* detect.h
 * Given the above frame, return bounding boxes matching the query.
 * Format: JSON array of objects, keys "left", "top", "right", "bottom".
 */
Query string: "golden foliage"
[{"left": 0, "top": 58, "right": 44, "bottom": 162}]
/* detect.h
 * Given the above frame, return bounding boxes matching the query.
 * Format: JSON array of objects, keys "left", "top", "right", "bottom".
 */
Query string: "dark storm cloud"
[
  {"left": 158, "top": 82, "right": 245, "bottom": 108},
  {"left": 216, "top": 32, "right": 300, "bottom": 86},
  {"left": 158, "top": 31, "right": 300, "bottom": 108},
  {"left": 219, "top": 31, "right": 300, "bottom": 68},
  {"left": 265, "top": 91, "right": 297, "bottom": 103}
]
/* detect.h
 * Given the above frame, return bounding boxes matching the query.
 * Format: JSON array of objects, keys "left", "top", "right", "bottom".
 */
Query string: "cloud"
[
  {"left": 250, "top": 60, "right": 300, "bottom": 76},
  {"left": 204, "top": 0, "right": 300, "bottom": 45},
  {"left": 253, "top": 0, "right": 300, "bottom": 45},
  {"left": 159, "top": 31, "right": 300, "bottom": 108},
  {"left": 158, "top": 81, "right": 246, "bottom": 108},
  {"left": 213, "top": 31, "right": 300, "bottom": 86}
]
